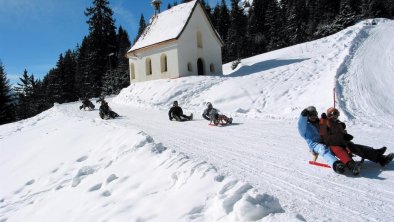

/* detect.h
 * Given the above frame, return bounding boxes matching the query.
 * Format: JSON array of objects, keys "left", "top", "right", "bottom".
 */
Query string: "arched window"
[
  {"left": 197, "top": 31, "right": 203, "bottom": 48},
  {"left": 130, "top": 63, "right": 135, "bottom": 80},
  {"left": 160, "top": 54, "right": 168, "bottom": 72},
  {"left": 145, "top": 58, "right": 152, "bottom": 75},
  {"left": 210, "top": 64, "right": 215, "bottom": 73},
  {"left": 187, "top": 62, "right": 192, "bottom": 72}
]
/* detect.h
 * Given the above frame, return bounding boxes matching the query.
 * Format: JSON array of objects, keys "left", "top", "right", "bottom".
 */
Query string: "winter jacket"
[
  {"left": 168, "top": 106, "right": 184, "bottom": 119},
  {"left": 202, "top": 107, "right": 219, "bottom": 120},
  {"left": 320, "top": 118, "right": 348, "bottom": 148},
  {"left": 298, "top": 114, "right": 338, "bottom": 166}
]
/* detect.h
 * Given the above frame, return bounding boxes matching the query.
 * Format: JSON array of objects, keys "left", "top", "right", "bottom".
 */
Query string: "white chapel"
[{"left": 127, "top": 0, "right": 223, "bottom": 83}]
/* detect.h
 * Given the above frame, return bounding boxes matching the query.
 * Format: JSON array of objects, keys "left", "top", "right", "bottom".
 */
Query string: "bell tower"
[{"left": 151, "top": 0, "right": 162, "bottom": 15}]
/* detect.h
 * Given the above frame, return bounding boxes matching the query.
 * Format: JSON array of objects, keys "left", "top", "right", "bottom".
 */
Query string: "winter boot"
[
  {"left": 379, "top": 153, "right": 394, "bottom": 167},
  {"left": 189, "top": 113, "right": 193, "bottom": 120},
  {"left": 333, "top": 161, "right": 346, "bottom": 174},
  {"left": 347, "top": 160, "right": 361, "bottom": 176},
  {"left": 378, "top": 147, "right": 387, "bottom": 155}
]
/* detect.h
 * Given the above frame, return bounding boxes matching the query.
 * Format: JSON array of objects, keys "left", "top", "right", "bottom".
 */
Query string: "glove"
[
  {"left": 301, "top": 109, "right": 309, "bottom": 116},
  {"left": 344, "top": 133, "right": 353, "bottom": 141},
  {"left": 340, "top": 122, "right": 346, "bottom": 129},
  {"left": 321, "top": 113, "right": 327, "bottom": 119}
]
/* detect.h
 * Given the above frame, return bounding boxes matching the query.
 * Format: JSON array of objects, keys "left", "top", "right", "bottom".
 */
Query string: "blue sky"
[{"left": 0, "top": 0, "right": 223, "bottom": 85}]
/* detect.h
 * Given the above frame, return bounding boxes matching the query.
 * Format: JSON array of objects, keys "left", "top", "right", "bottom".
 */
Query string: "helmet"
[
  {"left": 327, "top": 107, "right": 339, "bottom": 117},
  {"left": 207, "top": 102, "right": 212, "bottom": 108},
  {"left": 173, "top": 101, "right": 178, "bottom": 106},
  {"left": 306, "top": 106, "right": 316, "bottom": 112}
]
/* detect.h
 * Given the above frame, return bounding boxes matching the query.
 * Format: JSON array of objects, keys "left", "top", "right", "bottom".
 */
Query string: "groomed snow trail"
[{"left": 56, "top": 102, "right": 394, "bottom": 222}]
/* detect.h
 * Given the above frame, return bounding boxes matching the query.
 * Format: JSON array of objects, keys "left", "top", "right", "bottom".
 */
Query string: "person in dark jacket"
[
  {"left": 98, "top": 99, "right": 119, "bottom": 120},
  {"left": 321, "top": 107, "right": 393, "bottom": 167},
  {"left": 79, "top": 98, "right": 95, "bottom": 110},
  {"left": 298, "top": 106, "right": 345, "bottom": 174},
  {"left": 168, "top": 101, "right": 193, "bottom": 121}
]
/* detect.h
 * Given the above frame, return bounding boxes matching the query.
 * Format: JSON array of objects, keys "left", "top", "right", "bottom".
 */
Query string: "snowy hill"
[{"left": 1, "top": 19, "right": 394, "bottom": 222}]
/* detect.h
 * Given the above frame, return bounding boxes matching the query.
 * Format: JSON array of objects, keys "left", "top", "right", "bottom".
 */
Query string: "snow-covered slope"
[{"left": 1, "top": 19, "right": 394, "bottom": 222}]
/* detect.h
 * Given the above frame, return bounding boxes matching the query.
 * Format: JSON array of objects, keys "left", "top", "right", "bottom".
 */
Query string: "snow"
[
  {"left": 129, "top": 0, "right": 197, "bottom": 53},
  {"left": 1, "top": 19, "right": 394, "bottom": 221}
]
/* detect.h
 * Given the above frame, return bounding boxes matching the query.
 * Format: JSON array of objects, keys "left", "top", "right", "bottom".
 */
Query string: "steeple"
[{"left": 151, "top": 0, "right": 162, "bottom": 15}]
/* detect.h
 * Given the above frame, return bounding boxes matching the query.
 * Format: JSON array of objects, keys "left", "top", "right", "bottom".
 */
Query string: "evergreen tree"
[
  {"left": 75, "top": 37, "right": 96, "bottom": 98},
  {"left": 135, "top": 14, "right": 147, "bottom": 43},
  {"left": 283, "top": 0, "right": 309, "bottom": 45},
  {"left": 361, "top": 0, "right": 392, "bottom": 18},
  {"left": 49, "top": 51, "right": 78, "bottom": 103},
  {"left": 13, "top": 70, "right": 40, "bottom": 120},
  {"left": 84, "top": 0, "right": 117, "bottom": 97},
  {"left": 247, "top": 0, "right": 267, "bottom": 55},
  {"left": 334, "top": 0, "right": 361, "bottom": 29},
  {"left": 218, "top": 0, "right": 230, "bottom": 42},
  {"left": 115, "top": 26, "right": 131, "bottom": 91},
  {"left": 102, "top": 26, "right": 131, "bottom": 95},
  {"left": 226, "top": 0, "right": 248, "bottom": 62},
  {"left": 0, "top": 62, "right": 15, "bottom": 124},
  {"left": 265, "top": 0, "right": 286, "bottom": 50}
]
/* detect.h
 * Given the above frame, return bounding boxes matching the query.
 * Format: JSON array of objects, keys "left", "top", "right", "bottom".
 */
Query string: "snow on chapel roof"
[{"left": 129, "top": 0, "right": 198, "bottom": 53}]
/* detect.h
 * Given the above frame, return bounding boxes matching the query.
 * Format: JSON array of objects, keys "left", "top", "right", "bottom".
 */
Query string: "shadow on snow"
[{"left": 227, "top": 58, "right": 310, "bottom": 77}]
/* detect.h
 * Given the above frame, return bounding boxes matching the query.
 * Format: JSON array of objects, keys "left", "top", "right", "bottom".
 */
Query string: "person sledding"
[
  {"left": 298, "top": 106, "right": 346, "bottom": 174},
  {"left": 320, "top": 107, "right": 393, "bottom": 172},
  {"left": 97, "top": 98, "right": 119, "bottom": 120},
  {"left": 202, "top": 102, "right": 232, "bottom": 125},
  {"left": 168, "top": 101, "right": 193, "bottom": 121},
  {"left": 79, "top": 97, "right": 95, "bottom": 111}
]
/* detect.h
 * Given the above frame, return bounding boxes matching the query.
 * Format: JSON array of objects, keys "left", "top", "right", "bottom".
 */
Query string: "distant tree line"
[
  {"left": 206, "top": 0, "right": 393, "bottom": 63},
  {"left": 0, "top": 0, "right": 131, "bottom": 124},
  {"left": 1, "top": 0, "right": 393, "bottom": 125},
  {"left": 165, "top": 0, "right": 393, "bottom": 63}
]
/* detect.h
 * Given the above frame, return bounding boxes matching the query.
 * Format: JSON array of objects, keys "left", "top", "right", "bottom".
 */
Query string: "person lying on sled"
[{"left": 202, "top": 102, "right": 232, "bottom": 125}]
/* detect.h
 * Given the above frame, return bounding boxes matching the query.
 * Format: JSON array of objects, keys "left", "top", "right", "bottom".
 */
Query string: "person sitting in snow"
[
  {"left": 320, "top": 107, "right": 393, "bottom": 170},
  {"left": 98, "top": 98, "right": 119, "bottom": 120},
  {"left": 79, "top": 97, "right": 95, "bottom": 111},
  {"left": 298, "top": 106, "right": 345, "bottom": 174},
  {"left": 202, "top": 102, "right": 232, "bottom": 125},
  {"left": 168, "top": 101, "right": 193, "bottom": 121}
]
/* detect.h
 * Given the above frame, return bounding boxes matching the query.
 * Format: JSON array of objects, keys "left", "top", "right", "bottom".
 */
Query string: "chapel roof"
[{"left": 128, "top": 0, "right": 222, "bottom": 54}]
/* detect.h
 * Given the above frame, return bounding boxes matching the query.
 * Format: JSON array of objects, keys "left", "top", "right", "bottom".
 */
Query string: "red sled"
[{"left": 309, "top": 161, "right": 331, "bottom": 168}]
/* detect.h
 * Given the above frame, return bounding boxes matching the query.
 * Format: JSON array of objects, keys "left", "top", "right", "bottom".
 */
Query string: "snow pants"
[
  {"left": 311, "top": 143, "right": 338, "bottom": 167},
  {"left": 347, "top": 143, "right": 382, "bottom": 163},
  {"left": 330, "top": 146, "right": 352, "bottom": 164}
]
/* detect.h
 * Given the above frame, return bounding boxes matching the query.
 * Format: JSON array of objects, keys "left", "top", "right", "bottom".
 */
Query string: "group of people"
[
  {"left": 79, "top": 97, "right": 119, "bottom": 120},
  {"left": 298, "top": 106, "right": 393, "bottom": 175},
  {"left": 168, "top": 101, "right": 233, "bottom": 125},
  {"left": 80, "top": 97, "right": 392, "bottom": 175}
]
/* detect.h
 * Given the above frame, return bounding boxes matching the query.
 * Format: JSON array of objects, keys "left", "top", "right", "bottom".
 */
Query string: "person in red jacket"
[{"left": 320, "top": 107, "right": 393, "bottom": 173}]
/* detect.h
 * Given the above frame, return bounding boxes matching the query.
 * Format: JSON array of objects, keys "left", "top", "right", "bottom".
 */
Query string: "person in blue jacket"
[{"left": 298, "top": 106, "right": 345, "bottom": 173}]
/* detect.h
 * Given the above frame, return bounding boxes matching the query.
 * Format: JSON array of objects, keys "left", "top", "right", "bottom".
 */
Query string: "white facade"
[{"left": 127, "top": 0, "right": 223, "bottom": 83}]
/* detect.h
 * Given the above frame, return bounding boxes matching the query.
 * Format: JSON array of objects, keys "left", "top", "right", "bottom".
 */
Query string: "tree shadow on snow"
[
  {"left": 343, "top": 161, "right": 394, "bottom": 180},
  {"left": 227, "top": 58, "right": 310, "bottom": 77}
]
